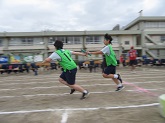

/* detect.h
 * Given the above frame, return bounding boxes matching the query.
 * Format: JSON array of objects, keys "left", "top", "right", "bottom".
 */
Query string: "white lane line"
[
  {"left": 0, "top": 79, "right": 96, "bottom": 84},
  {"left": 61, "top": 111, "right": 68, "bottom": 123},
  {"left": 0, "top": 88, "right": 164, "bottom": 99},
  {"left": 105, "top": 103, "right": 159, "bottom": 109},
  {"left": 0, "top": 79, "right": 108, "bottom": 85},
  {"left": 0, "top": 72, "right": 165, "bottom": 82},
  {"left": 0, "top": 69, "right": 164, "bottom": 78},
  {"left": 0, "top": 81, "right": 58, "bottom": 85},
  {"left": 0, "top": 103, "right": 159, "bottom": 115},
  {"left": 1, "top": 75, "right": 165, "bottom": 82},
  {"left": 0, "top": 77, "right": 164, "bottom": 86},
  {"left": 0, "top": 81, "right": 164, "bottom": 91}
]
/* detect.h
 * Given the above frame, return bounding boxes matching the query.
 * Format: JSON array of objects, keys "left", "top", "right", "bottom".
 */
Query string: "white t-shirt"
[
  {"left": 49, "top": 49, "right": 73, "bottom": 61},
  {"left": 101, "top": 45, "right": 111, "bottom": 56}
]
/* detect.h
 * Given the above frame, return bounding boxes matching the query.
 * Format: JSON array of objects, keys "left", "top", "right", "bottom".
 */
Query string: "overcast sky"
[{"left": 0, "top": 0, "right": 165, "bottom": 32}]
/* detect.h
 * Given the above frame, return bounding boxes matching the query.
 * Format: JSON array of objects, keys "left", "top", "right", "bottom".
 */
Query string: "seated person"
[
  {"left": 149, "top": 57, "right": 154, "bottom": 66},
  {"left": 8, "top": 65, "right": 13, "bottom": 74},
  {"left": 155, "top": 59, "right": 162, "bottom": 66},
  {"left": 31, "top": 62, "right": 38, "bottom": 75},
  {"left": 88, "top": 60, "right": 95, "bottom": 73}
]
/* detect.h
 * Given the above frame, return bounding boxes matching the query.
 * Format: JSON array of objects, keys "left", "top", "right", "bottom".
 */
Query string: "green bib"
[
  {"left": 56, "top": 49, "right": 77, "bottom": 72},
  {"left": 105, "top": 45, "right": 117, "bottom": 66}
]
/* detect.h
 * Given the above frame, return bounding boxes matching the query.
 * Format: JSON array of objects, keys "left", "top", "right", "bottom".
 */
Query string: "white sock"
[
  {"left": 83, "top": 90, "right": 87, "bottom": 93},
  {"left": 117, "top": 83, "right": 122, "bottom": 87},
  {"left": 114, "top": 74, "right": 118, "bottom": 79}
]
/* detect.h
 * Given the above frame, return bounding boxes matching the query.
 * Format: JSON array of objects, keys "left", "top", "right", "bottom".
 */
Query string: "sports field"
[{"left": 0, "top": 66, "right": 165, "bottom": 123}]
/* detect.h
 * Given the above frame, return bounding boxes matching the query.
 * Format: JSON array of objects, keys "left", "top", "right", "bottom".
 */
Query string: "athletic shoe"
[
  {"left": 117, "top": 74, "right": 123, "bottom": 83},
  {"left": 115, "top": 85, "right": 125, "bottom": 92},
  {"left": 80, "top": 90, "right": 89, "bottom": 100},
  {"left": 70, "top": 89, "right": 75, "bottom": 94}
]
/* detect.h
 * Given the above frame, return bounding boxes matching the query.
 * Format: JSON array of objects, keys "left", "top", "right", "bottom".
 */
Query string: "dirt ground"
[{"left": 0, "top": 66, "right": 165, "bottom": 123}]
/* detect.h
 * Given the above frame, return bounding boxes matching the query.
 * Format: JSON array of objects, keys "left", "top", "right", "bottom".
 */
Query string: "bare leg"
[
  {"left": 59, "top": 78, "right": 85, "bottom": 93},
  {"left": 59, "top": 78, "right": 70, "bottom": 86},
  {"left": 102, "top": 73, "right": 120, "bottom": 85},
  {"left": 69, "top": 84, "right": 85, "bottom": 93},
  {"left": 112, "top": 78, "right": 120, "bottom": 85}
]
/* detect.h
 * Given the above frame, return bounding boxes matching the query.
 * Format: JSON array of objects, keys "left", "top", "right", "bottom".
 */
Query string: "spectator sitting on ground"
[
  {"left": 31, "top": 62, "right": 38, "bottom": 75},
  {"left": 155, "top": 59, "right": 162, "bottom": 66},
  {"left": 88, "top": 59, "right": 96, "bottom": 73},
  {"left": 149, "top": 57, "right": 154, "bottom": 66}
]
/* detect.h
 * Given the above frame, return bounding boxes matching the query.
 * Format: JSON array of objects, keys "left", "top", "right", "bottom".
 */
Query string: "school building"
[{"left": 0, "top": 16, "right": 165, "bottom": 62}]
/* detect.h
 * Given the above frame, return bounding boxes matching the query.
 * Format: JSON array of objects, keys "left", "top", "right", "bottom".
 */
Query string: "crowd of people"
[{"left": 0, "top": 62, "right": 58, "bottom": 75}]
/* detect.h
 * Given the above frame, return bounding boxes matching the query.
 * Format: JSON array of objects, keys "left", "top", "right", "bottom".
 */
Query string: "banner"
[
  {"left": 34, "top": 55, "right": 43, "bottom": 62},
  {"left": 0, "top": 54, "right": 43, "bottom": 63},
  {"left": 23, "top": 55, "right": 43, "bottom": 62},
  {"left": 0, "top": 56, "right": 8, "bottom": 64},
  {"left": 23, "top": 55, "right": 33, "bottom": 62},
  {"left": 10, "top": 55, "right": 21, "bottom": 63}
]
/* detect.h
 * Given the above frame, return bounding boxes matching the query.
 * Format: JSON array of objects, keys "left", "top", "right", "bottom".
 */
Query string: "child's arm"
[
  {"left": 88, "top": 51, "right": 103, "bottom": 55},
  {"left": 81, "top": 49, "right": 91, "bottom": 56},
  {"left": 72, "top": 51, "right": 87, "bottom": 56},
  {"left": 42, "top": 57, "right": 52, "bottom": 64}
]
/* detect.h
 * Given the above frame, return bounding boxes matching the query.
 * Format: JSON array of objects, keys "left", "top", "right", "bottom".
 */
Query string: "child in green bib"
[
  {"left": 88, "top": 33, "right": 124, "bottom": 91},
  {"left": 42, "top": 40, "right": 89, "bottom": 99}
]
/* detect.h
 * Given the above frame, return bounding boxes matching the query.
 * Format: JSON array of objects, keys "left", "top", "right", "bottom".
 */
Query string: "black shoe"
[
  {"left": 80, "top": 90, "right": 89, "bottom": 100},
  {"left": 117, "top": 74, "right": 123, "bottom": 83},
  {"left": 115, "top": 85, "right": 125, "bottom": 92},
  {"left": 70, "top": 89, "right": 75, "bottom": 94}
]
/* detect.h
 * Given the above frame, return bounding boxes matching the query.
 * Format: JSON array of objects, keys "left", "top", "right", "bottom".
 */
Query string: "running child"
[
  {"left": 42, "top": 40, "right": 89, "bottom": 99},
  {"left": 87, "top": 33, "right": 124, "bottom": 91}
]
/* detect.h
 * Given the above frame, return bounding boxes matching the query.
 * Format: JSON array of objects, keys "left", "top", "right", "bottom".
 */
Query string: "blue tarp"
[{"left": 0, "top": 56, "right": 8, "bottom": 64}]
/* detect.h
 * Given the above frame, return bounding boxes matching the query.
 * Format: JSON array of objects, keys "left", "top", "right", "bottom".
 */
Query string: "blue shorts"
[
  {"left": 60, "top": 68, "right": 77, "bottom": 85},
  {"left": 103, "top": 65, "right": 116, "bottom": 75}
]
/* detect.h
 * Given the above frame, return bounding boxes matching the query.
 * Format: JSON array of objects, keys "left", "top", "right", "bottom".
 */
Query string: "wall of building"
[{"left": 0, "top": 16, "right": 165, "bottom": 60}]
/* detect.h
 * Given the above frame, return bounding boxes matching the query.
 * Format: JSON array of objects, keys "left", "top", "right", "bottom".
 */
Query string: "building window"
[
  {"left": 67, "top": 37, "right": 74, "bottom": 44},
  {"left": 66, "top": 36, "right": 81, "bottom": 44},
  {"left": 49, "top": 37, "right": 55, "bottom": 45},
  {"left": 160, "top": 36, "right": 165, "bottom": 43},
  {"left": 86, "top": 36, "right": 101, "bottom": 44},
  {"left": 9, "top": 38, "right": 21, "bottom": 46},
  {"left": 49, "top": 36, "right": 81, "bottom": 45},
  {"left": 94, "top": 36, "right": 100, "bottom": 44},
  {"left": 86, "top": 36, "right": 93, "bottom": 44},
  {"left": 49, "top": 37, "right": 65, "bottom": 44},
  {"left": 111, "top": 37, "right": 118, "bottom": 44},
  {"left": 74, "top": 37, "right": 81, "bottom": 44},
  {"left": 56, "top": 37, "right": 65, "bottom": 43},
  {"left": 21, "top": 38, "right": 33, "bottom": 45},
  {"left": 125, "top": 41, "right": 130, "bottom": 45},
  {"left": 145, "top": 22, "right": 165, "bottom": 28}
]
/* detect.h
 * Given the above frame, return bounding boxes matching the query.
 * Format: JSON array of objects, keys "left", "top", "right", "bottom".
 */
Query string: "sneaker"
[
  {"left": 70, "top": 89, "right": 75, "bottom": 94},
  {"left": 117, "top": 74, "right": 123, "bottom": 83},
  {"left": 115, "top": 85, "right": 125, "bottom": 92},
  {"left": 80, "top": 90, "right": 89, "bottom": 100}
]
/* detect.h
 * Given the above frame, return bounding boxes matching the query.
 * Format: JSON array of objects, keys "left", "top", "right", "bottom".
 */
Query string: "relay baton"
[{"left": 81, "top": 49, "right": 91, "bottom": 56}]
